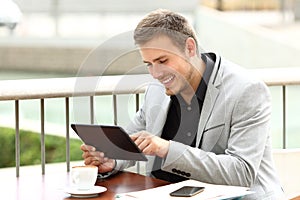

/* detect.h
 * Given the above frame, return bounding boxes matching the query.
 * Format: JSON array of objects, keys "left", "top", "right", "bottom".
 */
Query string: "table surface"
[
  {"left": 0, "top": 171, "right": 169, "bottom": 200},
  {"left": 291, "top": 196, "right": 300, "bottom": 200},
  {"left": 1, "top": 169, "right": 299, "bottom": 200},
  {"left": 89, "top": 171, "right": 169, "bottom": 200}
]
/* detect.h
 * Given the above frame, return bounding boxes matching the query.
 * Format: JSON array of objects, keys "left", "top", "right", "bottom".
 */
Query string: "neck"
[{"left": 180, "top": 57, "right": 206, "bottom": 104}]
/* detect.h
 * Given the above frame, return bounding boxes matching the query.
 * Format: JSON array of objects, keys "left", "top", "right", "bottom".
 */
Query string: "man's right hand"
[{"left": 80, "top": 144, "right": 116, "bottom": 173}]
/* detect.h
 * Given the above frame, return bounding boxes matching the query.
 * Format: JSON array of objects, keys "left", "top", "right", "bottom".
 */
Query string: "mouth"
[{"left": 161, "top": 75, "right": 175, "bottom": 86}]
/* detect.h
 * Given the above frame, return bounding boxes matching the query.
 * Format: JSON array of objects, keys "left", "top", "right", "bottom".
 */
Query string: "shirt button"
[
  {"left": 187, "top": 132, "right": 192, "bottom": 137},
  {"left": 187, "top": 106, "right": 192, "bottom": 111}
]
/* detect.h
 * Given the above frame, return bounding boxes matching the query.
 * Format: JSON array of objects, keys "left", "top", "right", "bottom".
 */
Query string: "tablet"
[{"left": 71, "top": 124, "right": 147, "bottom": 161}]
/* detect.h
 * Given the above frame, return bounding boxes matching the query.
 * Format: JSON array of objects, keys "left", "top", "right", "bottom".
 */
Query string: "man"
[{"left": 81, "top": 9, "right": 284, "bottom": 199}]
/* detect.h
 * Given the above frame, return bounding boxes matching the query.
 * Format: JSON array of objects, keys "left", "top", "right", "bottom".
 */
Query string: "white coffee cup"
[{"left": 71, "top": 165, "right": 98, "bottom": 190}]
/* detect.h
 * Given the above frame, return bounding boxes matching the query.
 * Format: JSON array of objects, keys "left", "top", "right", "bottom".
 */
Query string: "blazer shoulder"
[
  {"left": 143, "top": 82, "right": 170, "bottom": 108},
  {"left": 145, "top": 82, "right": 166, "bottom": 96}
]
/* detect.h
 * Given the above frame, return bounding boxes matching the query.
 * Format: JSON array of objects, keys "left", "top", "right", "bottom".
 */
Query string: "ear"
[{"left": 185, "top": 37, "right": 197, "bottom": 57}]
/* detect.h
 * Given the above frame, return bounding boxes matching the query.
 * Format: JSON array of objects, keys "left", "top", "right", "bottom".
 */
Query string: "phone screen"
[{"left": 169, "top": 186, "right": 205, "bottom": 197}]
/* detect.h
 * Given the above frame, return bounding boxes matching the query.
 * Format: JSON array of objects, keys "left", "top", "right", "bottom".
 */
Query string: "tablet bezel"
[{"left": 71, "top": 124, "right": 147, "bottom": 161}]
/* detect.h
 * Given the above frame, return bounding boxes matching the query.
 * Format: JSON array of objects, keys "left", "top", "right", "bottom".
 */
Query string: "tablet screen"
[{"left": 71, "top": 124, "right": 147, "bottom": 161}]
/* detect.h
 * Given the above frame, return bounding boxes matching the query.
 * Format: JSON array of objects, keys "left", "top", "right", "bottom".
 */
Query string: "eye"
[
  {"left": 159, "top": 59, "right": 167, "bottom": 64},
  {"left": 145, "top": 63, "right": 153, "bottom": 68}
]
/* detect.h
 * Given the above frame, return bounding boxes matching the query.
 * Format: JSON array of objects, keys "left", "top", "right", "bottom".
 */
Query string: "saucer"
[{"left": 65, "top": 186, "right": 107, "bottom": 198}]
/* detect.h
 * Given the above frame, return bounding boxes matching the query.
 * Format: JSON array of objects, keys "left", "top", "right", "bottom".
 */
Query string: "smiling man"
[{"left": 81, "top": 9, "right": 285, "bottom": 199}]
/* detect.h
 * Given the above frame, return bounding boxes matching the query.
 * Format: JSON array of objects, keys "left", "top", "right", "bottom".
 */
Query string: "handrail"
[
  {"left": 250, "top": 67, "right": 300, "bottom": 86},
  {"left": 0, "top": 74, "right": 153, "bottom": 100},
  {"left": 1, "top": 67, "right": 300, "bottom": 101}
]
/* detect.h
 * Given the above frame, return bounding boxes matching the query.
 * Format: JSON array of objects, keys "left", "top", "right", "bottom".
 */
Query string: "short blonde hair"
[{"left": 134, "top": 9, "right": 198, "bottom": 54}]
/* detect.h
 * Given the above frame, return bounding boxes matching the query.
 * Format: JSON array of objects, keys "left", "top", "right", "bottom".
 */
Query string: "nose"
[{"left": 149, "top": 63, "right": 163, "bottom": 79}]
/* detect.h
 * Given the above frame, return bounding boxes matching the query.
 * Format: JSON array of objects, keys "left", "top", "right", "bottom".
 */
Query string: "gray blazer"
[{"left": 116, "top": 53, "right": 284, "bottom": 199}]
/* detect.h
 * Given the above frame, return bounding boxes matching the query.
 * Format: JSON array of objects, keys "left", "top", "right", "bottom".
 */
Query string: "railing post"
[
  {"left": 282, "top": 85, "right": 287, "bottom": 149},
  {"left": 113, "top": 95, "right": 117, "bottom": 125},
  {"left": 135, "top": 94, "right": 140, "bottom": 174},
  {"left": 65, "top": 97, "right": 70, "bottom": 172},
  {"left": 41, "top": 99, "right": 46, "bottom": 174},
  {"left": 90, "top": 96, "right": 94, "bottom": 124},
  {"left": 15, "top": 100, "right": 20, "bottom": 177}
]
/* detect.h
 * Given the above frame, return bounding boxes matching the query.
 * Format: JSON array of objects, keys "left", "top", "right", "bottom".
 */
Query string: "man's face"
[{"left": 140, "top": 35, "right": 197, "bottom": 96}]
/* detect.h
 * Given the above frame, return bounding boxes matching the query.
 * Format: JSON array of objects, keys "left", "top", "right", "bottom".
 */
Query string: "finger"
[
  {"left": 84, "top": 155, "right": 106, "bottom": 165},
  {"left": 84, "top": 157, "right": 95, "bottom": 165},
  {"left": 103, "top": 157, "right": 109, "bottom": 162},
  {"left": 82, "top": 151, "right": 105, "bottom": 160},
  {"left": 82, "top": 151, "right": 94, "bottom": 159},
  {"left": 135, "top": 132, "right": 152, "bottom": 147},
  {"left": 82, "top": 151, "right": 88, "bottom": 159},
  {"left": 137, "top": 139, "right": 149, "bottom": 152},
  {"left": 142, "top": 145, "right": 155, "bottom": 155},
  {"left": 130, "top": 132, "right": 141, "bottom": 141},
  {"left": 87, "top": 159, "right": 102, "bottom": 167},
  {"left": 80, "top": 144, "right": 96, "bottom": 152},
  {"left": 130, "top": 135, "right": 137, "bottom": 141},
  {"left": 90, "top": 161, "right": 100, "bottom": 166},
  {"left": 133, "top": 136, "right": 145, "bottom": 147}
]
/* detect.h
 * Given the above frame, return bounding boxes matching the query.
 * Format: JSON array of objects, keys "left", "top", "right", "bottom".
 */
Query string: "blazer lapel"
[
  {"left": 196, "top": 84, "right": 220, "bottom": 147},
  {"left": 196, "top": 55, "right": 223, "bottom": 148}
]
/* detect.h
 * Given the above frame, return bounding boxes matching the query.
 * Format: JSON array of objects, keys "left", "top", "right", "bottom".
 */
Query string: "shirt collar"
[{"left": 195, "top": 53, "right": 215, "bottom": 101}]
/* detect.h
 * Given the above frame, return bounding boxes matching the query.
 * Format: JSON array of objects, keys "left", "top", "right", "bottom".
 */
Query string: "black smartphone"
[{"left": 169, "top": 186, "right": 205, "bottom": 197}]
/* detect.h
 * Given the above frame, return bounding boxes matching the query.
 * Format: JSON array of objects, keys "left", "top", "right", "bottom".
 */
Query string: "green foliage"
[{"left": 0, "top": 127, "right": 83, "bottom": 168}]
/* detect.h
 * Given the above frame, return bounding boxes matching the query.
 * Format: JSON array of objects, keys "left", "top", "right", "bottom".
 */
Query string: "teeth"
[{"left": 162, "top": 75, "right": 174, "bottom": 84}]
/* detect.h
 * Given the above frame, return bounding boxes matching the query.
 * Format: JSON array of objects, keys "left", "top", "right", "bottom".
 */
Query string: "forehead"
[{"left": 139, "top": 35, "right": 183, "bottom": 58}]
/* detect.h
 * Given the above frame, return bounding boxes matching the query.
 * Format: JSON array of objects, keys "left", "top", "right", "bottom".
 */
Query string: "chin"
[{"left": 165, "top": 88, "right": 176, "bottom": 96}]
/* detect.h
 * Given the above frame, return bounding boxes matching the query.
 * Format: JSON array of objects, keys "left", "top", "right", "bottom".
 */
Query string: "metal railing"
[
  {"left": 250, "top": 67, "right": 300, "bottom": 149},
  {"left": 0, "top": 67, "right": 300, "bottom": 177},
  {"left": 0, "top": 74, "right": 153, "bottom": 177}
]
